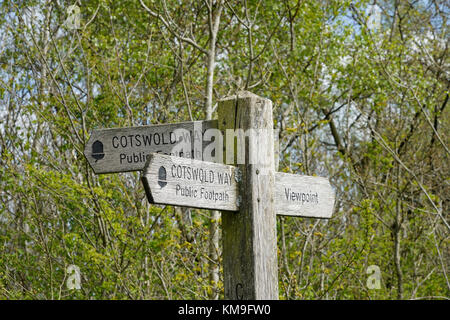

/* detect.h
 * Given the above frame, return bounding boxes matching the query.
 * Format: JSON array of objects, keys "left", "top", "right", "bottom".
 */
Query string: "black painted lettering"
[
  {"left": 154, "top": 133, "right": 161, "bottom": 145},
  {"left": 112, "top": 136, "right": 119, "bottom": 148},
  {"left": 128, "top": 135, "right": 134, "bottom": 147},
  {"left": 120, "top": 136, "right": 127, "bottom": 148},
  {"left": 135, "top": 134, "right": 141, "bottom": 147},
  {"left": 143, "top": 134, "right": 151, "bottom": 146}
]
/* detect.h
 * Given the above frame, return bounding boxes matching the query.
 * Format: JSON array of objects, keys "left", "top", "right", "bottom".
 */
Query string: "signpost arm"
[{"left": 218, "top": 91, "right": 278, "bottom": 300}]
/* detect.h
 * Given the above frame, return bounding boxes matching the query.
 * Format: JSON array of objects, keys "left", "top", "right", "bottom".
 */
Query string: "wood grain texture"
[
  {"left": 275, "top": 172, "right": 335, "bottom": 218},
  {"left": 142, "top": 153, "right": 239, "bottom": 211},
  {"left": 219, "top": 91, "right": 278, "bottom": 300},
  {"left": 84, "top": 120, "right": 218, "bottom": 174}
]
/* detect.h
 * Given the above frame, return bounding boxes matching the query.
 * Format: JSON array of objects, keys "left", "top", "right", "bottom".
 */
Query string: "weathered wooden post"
[
  {"left": 218, "top": 91, "right": 278, "bottom": 300},
  {"left": 88, "top": 91, "right": 335, "bottom": 300}
]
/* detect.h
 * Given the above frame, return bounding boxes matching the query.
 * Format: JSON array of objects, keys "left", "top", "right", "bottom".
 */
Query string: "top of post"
[{"left": 219, "top": 91, "right": 270, "bottom": 103}]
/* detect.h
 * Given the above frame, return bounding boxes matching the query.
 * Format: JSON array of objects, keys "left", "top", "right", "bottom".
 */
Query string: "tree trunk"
[{"left": 205, "top": 0, "right": 224, "bottom": 300}]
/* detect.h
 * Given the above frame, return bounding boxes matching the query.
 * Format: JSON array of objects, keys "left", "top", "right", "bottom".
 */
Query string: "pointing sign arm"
[
  {"left": 84, "top": 120, "right": 218, "bottom": 174},
  {"left": 142, "top": 153, "right": 239, "bottom": 211},
  {"left": 274, "top": 172, "right": 335, "bottom": 218}
]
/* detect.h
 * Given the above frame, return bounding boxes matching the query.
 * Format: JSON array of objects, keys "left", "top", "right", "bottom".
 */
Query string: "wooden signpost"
[
  {"left": 274, "top": 173, "right": 334, "bottom": 218},
  {"left": 84, "top": 120, "right": 217, "bottom": 174},
  {"left": 141, "top": 155, "right": 334, "bottom": 218},
  {"left": 86, "top": 91, "right": 335, "bottom": 300},
  {"left": 217, "top": 92, "right": 279, "bottom": 300},
  {"left": 142, "top": 153, "right": 239, "bottom": 212}
]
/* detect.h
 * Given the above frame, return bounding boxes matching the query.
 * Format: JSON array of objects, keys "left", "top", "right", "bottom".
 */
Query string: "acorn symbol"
[
  {"left": 92, "top": 140, "right": 105, "bottom": 162},
  {"left": 158, "top": 166, "right": 167, "bottom": 188}
]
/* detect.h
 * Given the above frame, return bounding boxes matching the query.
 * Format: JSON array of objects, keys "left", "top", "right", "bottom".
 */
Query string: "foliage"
[{"left": 0, "top": 0, "right": 448, "bottom": 299}]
